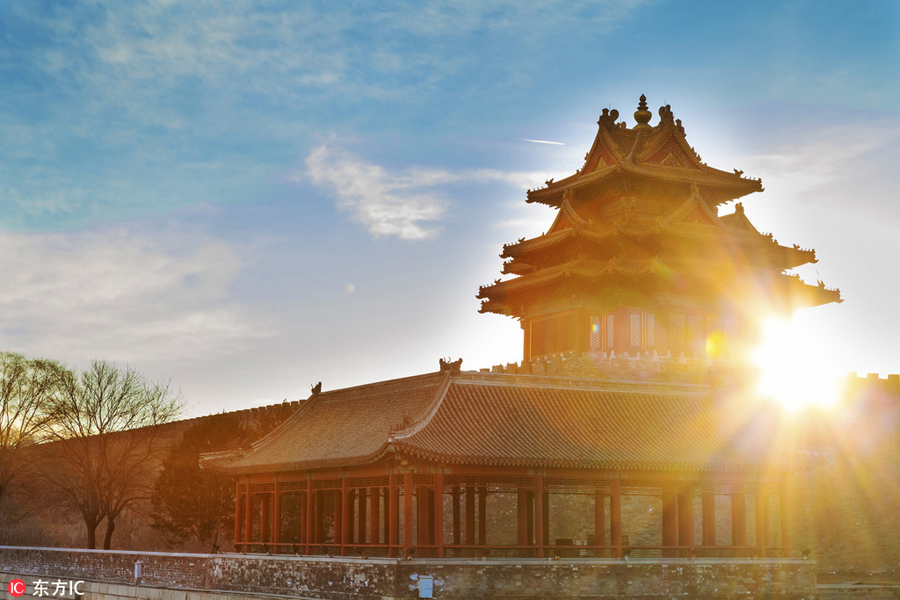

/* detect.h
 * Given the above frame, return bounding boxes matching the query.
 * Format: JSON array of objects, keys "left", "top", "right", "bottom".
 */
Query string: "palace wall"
[{"left": 0, "top": 546, "right": 817, "bottom": 600}]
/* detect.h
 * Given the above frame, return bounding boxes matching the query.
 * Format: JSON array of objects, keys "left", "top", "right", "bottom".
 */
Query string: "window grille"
[
  {"left": 630, "top": 313, "right": 642, "bottom": 348},
  {"left": 647, "top": 313, "right": 655, "bottom": 347},
  {"left": 590, "top": 315, "right": 601, "bottom": 351},
  {"left": 670, "top": 314, "right": 685, "bottom": 348},
  {"left": 606, "top": 314, "right": 615, "bottom": 349},
  {"left": 688, "top": 315, "right": 703, "bottom": 349}
]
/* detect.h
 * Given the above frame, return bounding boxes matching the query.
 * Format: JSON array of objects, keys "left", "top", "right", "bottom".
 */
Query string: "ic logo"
[{"left": 7, "top": 579, "right": 25, "bottom": 597}]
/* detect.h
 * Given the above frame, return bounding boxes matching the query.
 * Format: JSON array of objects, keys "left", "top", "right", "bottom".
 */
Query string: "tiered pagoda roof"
[{"left": 478, "top": 96, "right": 841, "bottom": 321}]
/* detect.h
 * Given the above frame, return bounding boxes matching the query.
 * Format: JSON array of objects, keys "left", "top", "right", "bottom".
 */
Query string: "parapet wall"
[{"left": 0, "top": 546, "right": 817, "bottom": 599}]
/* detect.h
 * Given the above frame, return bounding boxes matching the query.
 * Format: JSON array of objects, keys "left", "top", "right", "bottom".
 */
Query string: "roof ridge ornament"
[
  {"left": 634, "top": 94, "right": 652, "bottom": 129},
  {"left": 597, "top": 107, "right": 620, "bottom": 130},
  {"left": 658, "top": 104, "right": 674, "bottom": 124},
  {"left": 439, "top": 357, "right": 463, "bottom": 375}
]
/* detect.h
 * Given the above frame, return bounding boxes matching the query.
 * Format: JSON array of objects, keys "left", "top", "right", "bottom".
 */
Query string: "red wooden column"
[
  {"left": 272, "top": 482, "right": 281, "bottom": 552},
  {"left": 661, "top": 488, "right": 677, "bottom": 553},
  {"left": 347, "top": 490, "right": 355, "bottom": 545},
  {"left": 780, "top": 478, "right": 790, "bottom": 558},
  {"left": 756, "top": 482, "right": 768, "bottom": 558},
  {"left": 477, "top": 485, "right": 487, "bottom": 546},
  {"left": 732, "top": 491, "right": 747, "bottom": 547},
  {"left": 701, "top": 490, "right": 716, "bottom": 546},
  {"left": 679, "top": 481, "right": 695, "bottom": 553},
  {"left": 382, "top": 486, "right": 390, "bottom": 545},
  {"left": 610, "top": 477, "right": 622, "bottom": 558},
  {"left": 389, "top": 475, "right": 400, "bottom": 557},
  {"left": 434, "top": 473, "right": 444, "bottom": 558},
  {"left": 403, "top": 472, "right": 413, "bottom": 557},
  {"left": 234, "top": 482, "right": 242, "bottom": 551},
  {"left": 244, "top": 480, "right": 253, "bottom": 551},
  {"left": 357, "top": 488, "right": 368, "bottom": 545},
  {"left": 451, "top": 486, "right": 461, "bottom": 546},
  {"left": 541, "top": 489, "right": 549, "bottom": 547},
  {"left": 332, "top": 492, "right": 348, "bottom": 555},
  {"left": 298, "top": 491, "right": 306, "bottom": 548},
  {"left": 340, "top": 479, "right": 351, "bottom": 554},
  {"left": 465, "top": 485, "right": 475, "bottom": 547},
  {"left": 534, "top": 475, "right": 545, "bottom": 558},
  {"left": 369, "top": 487, "right": 380, "bottom": 548},
  {"left": 526, "top": 490, "right": 535, "bottom": 546},
  {"left": 314, "top": 492, "right": 322, "bottom": 547},
  {"left": 594, "top": 484, "right": 605, "bottom": 547},
  {"left": 305, "top": 479, "right": 314, "bottom": 553},
  {"left": 517, "top": 487, "right": 529, "bottom": 548}
]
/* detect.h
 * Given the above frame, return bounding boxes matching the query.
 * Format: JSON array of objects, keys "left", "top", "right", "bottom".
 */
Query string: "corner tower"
[{"left": 478, "top": 95, "right": 841, "bottom": 361}]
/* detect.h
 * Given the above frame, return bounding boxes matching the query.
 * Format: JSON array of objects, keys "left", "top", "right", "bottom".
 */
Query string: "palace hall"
[{"left": 203, "top": 96, "right": 840, "bottom": 562}]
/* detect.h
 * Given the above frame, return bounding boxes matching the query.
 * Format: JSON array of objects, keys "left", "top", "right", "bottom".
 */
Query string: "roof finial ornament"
[
  {"left": 597, "top": 107, "right": 619, "bottom": 130},
  {"left": 439, "top": 358, "right": 463, "bottom": 375},
  {"left": 633, "top": 94, "right": 652, "bottom": 130}
]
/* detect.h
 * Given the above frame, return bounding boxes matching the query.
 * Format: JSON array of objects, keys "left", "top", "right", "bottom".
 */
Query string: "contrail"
[{"left": 522, "top": 138, "right": 565, "bottom": 146}]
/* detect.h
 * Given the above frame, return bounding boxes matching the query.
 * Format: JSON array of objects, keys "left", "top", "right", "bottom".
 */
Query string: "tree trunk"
[
  {"left": 103, "top": 517, "right": 115, "bottom": 550},
  {"left": 85, "top": 515, "right": 98, "bottom": 549}
]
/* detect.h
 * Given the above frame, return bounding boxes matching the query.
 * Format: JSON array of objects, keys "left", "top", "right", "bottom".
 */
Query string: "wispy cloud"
[
  {"left": 0, "top": 227, "right": 268, "bottom": 365},
  {"left": 740, "top": 120, "right": 900, "bottom": 209},
  {"left": 305, "top": 144, "right": 451, "bottom": 240},
  {"left": 522, "top": 139, "right": 565, "bottom": 146},
  {"left": 304, "top": 142, "right": 558, "bottom": 240}
]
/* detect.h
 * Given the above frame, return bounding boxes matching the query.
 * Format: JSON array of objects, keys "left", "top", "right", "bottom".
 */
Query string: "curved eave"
[
  {"left": 788, "top": 279, "right": 843, "bottom": 308},
  {"left": 388, "top": 444, "right": 809, "bottom": 473},
  {"left": 527, "top": 164, "right": 761, "bottom": 207},
  {"left": 478, "top": 263, "right": 672, "bottom": 315},
  {"left": 207, "top": 446, "right": 395, "bottom": 476}
]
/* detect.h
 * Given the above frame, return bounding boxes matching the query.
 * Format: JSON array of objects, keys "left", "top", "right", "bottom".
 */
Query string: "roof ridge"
[
  {"left": 390, "top": 372, "right": 453, "bottom": 441},
  {"left": 315, "top": 371, "right": 445, "bottom": 398},
  {"left": 453, "top": 371, "right": 710, "bottom": 394}
]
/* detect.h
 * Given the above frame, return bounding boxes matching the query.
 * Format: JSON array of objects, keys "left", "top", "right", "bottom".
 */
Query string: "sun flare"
[{"left": 750, "top": 314, "right": 842, "bottom": 412}]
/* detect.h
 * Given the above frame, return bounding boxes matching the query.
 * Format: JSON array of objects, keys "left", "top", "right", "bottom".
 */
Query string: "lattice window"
[
  {"left": 670, "top": 314, "right": 685, "bottom": 348},
  {"left": 630, "top": 313, "right": 642, "bottom": 348},
  {"left": 722, "top": 316, "right": 738, "bottom": 338},
  {"left": 688, "top": 315, "right": 703, "bottom": 350},
  {"left": 590, "top": 315, "right": 601, "bottom": 351},
  {"left": 706, "top": 315, "right": 721, "bottom": 333},
  {"left": 606, "top": 314, "right": 615, "bottom": 349},
  {"left": 647, "top": 313, "right": 655, "bottom": 347}
]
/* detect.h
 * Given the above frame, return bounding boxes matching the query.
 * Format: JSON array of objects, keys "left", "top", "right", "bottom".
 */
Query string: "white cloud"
[
  {"left": 305, "top": 144, "right": 450, "bottom": 240},
  {"left": 740, "top": 123, "right": 900, "bottom": 201},
  {"left": 304, "top": 142, "right": 558, "bottom": 240},
  {"left": 0, "top": 227, "right": 268, "bottom": 366}
]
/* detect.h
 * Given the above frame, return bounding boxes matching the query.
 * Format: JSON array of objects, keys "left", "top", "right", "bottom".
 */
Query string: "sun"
[{"left": 749, "top": 314, "right": 842, "bottom": 412}]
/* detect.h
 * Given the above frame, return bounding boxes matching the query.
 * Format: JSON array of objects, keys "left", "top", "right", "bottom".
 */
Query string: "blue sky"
[{"left": 1, "top": 1, "right": 898, "bottom": 415}]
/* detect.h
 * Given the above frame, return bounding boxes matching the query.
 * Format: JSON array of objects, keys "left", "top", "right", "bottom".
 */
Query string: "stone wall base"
[{"left": 0, "top": 546, "right": 818, "bottom": 599}]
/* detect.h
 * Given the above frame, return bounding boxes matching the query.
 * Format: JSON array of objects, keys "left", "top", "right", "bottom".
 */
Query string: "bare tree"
[
  {"left": 0, "top": 352, "right": 62, "bottom": 515},
  {"left": 43, "top": 361, "right": 182, "bottom": 549},
  {"left": 151, "top": 413, "right": 248, "bottom": 552}
]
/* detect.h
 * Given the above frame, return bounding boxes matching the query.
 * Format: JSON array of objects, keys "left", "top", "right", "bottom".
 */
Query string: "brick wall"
[{"left": 0, "top": 546, "right": 817, "bottom": 599}]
